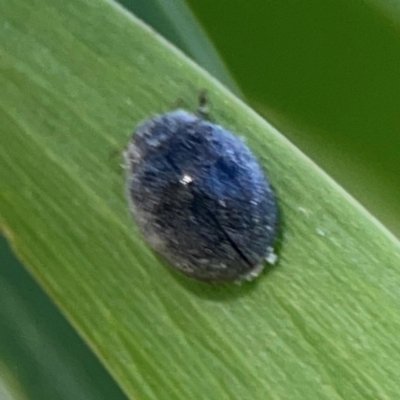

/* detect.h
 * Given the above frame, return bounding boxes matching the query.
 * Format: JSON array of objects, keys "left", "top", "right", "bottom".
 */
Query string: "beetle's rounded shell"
[{"left": 124, "top": 110, "right": 278, "bottom": 282}]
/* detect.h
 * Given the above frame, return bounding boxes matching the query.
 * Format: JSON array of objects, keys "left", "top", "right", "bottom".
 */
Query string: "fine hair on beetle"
[{"left": 124, "top": 93, "right": 278, "bottom": 283}]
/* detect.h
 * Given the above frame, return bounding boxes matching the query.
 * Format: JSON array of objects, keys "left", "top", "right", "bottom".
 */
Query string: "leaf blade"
[{"left": 1, "top": 1, "right": 400, "bottom": 399}]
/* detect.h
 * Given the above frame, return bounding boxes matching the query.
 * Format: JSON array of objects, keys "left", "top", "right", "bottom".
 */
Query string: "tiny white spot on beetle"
[{"left": 180, "top": 174, "right": 193, "bottom": 185}]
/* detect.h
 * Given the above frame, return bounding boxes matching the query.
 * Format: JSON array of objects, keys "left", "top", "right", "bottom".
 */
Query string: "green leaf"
[
  {"left": 0, "top": 359, "right": 29, "bottom": 400},
  {"left": 116, "top": 0, "right": 240, "bottom": 94},
  {"left": 0, "top": 236, "right": 127, "bottom": 400},
  {"left": 1, "top": 1, "right": 400, "bottom": 399}
]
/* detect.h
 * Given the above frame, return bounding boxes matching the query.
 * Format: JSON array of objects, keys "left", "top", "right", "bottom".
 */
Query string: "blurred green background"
[
  {"left": 2, "top": 0, "right": 400, "bottom": 398},
  {"left": 185, "top": 0, "right": 400, "bottom": 238}
]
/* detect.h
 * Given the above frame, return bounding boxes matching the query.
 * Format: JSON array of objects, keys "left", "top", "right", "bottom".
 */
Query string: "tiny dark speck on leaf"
[{"left": 124, "top": 97, "right": 278, "bottom": 283}]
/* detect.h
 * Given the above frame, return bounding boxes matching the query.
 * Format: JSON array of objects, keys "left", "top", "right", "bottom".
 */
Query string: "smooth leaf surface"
[{"left": 1, "top": 1, "right": 400, "bottom": 399}]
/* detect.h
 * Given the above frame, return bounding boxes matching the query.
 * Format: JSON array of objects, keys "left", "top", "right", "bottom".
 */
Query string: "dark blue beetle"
[{"left": 124, "top": 102, "right": 278, "bottom": 282}]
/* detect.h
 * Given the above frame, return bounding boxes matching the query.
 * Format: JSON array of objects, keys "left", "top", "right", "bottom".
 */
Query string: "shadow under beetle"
[{"left": 124, "top": 96, "right": 278, "bottom": 283}]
